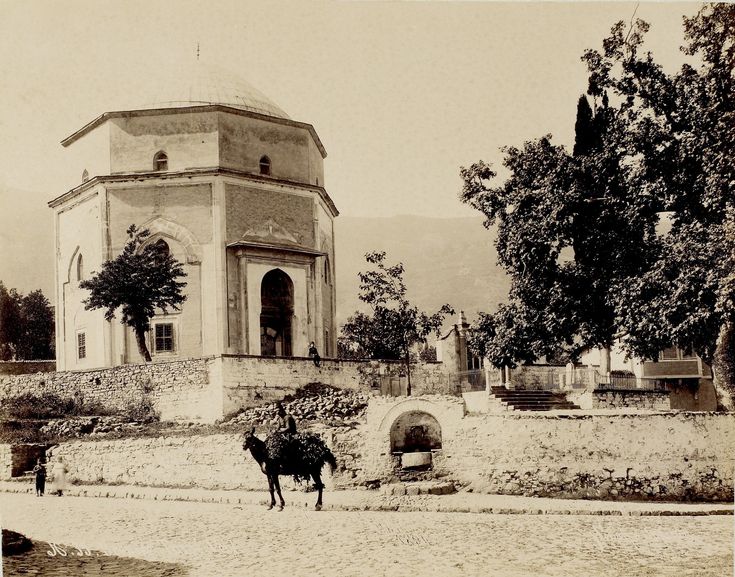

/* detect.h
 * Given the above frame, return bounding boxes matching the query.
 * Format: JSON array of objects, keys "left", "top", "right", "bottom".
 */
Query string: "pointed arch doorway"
[{"left": 260, "top": 269, "right": 294, "bottom": 356}]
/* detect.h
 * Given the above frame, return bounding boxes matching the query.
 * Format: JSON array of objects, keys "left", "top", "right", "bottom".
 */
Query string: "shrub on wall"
[{"left": 0, "top": 392, "right": 112, "bottom": 420}]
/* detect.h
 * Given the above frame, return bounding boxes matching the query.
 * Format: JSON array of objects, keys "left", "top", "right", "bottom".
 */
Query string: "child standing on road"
[
  {"left": 32, "top": 458, "right": 46, "bottom": 496},
  {"left": 47, "top": 454, "right": 68, "bottom": 496}
]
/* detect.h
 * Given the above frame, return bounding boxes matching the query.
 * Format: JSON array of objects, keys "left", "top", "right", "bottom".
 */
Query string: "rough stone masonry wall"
[
  {"left": 22, "top": 407, "right": 735, "bottom": 502},
  {"left": 444, "top": 412, "right": 735, "bottom": 501},
  {"left": 592, "top": 389, "right": 671, "bottom": 411},
  {"left": 0, "top": 444, "right": 12, "bottom": 479},
  {"left": 0, "top": 358, "right": 219, "bottom": 422},
  {"left": 509, "top": 364, "right": 565, "bottom": 390},
  {"left": 48, "top": 427, "right": 365, "bottom": 492},
  {"left": 0, "top": 356, "right": 453, "bottom": 423},
  {"left": 218, "top": 355, "right": 452, "bottom": 416},
  {"left": 0, "top": 444, "right": 46, "bottom": 478}
]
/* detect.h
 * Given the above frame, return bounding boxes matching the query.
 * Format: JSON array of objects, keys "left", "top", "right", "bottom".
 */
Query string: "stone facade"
[{"left": 51, "top": 64, "right": 338, "bottom": 371}]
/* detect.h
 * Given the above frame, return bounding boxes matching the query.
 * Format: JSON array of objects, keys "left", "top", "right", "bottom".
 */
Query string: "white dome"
[{"left": 135, "top": 62, "right": 290, "bottom": 119}]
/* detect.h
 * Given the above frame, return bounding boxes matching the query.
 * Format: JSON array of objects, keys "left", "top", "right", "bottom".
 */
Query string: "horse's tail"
[{"left": 324, "top": 447, "right": 338, "bottom": 474}]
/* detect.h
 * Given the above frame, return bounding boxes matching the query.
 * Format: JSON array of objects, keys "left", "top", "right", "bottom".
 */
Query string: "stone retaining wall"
[
  {"left": 43, "top": 426, "right": 365, "bottom": 492},
  {"left": 0, "top": 356, "right": 454, "bottom": 422},
  {"left": 0, "top": 358, "right": 220, "bottom": 422},
  {"left": 592, "top": 389, "right": 671, "bottom": 410},
  {"left": 0, "top": 444, "right": 48, "bottom": 478},
  {"left": 0, "top": 444, "right": 11, "bottom": 479},
  {"left": 445, "top": 412, "right": 734, "bottom": 501},
  {"left": 9, "top": 406, "right": 733, "bottom": 501},
  {"left": 219, "top": 356, "right": 451, "bottom": 415},
  {"left": 509, "top": 365, "right": 565, "bottom": 390}
]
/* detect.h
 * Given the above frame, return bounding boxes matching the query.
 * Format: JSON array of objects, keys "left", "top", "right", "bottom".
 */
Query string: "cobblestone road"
[{"left": 1, "top": 493, "right": 732, "bottom": 577}]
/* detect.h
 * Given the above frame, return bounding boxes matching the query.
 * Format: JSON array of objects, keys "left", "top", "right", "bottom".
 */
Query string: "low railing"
[
  {"left": 506, "top": 366, "right": 671, "bottom": 392},
  {"left": 593, "top": 373, "right": 669, "bottom": 391},
  {"left": 454, "top": 369, "right": 487, "bottom": 393}
]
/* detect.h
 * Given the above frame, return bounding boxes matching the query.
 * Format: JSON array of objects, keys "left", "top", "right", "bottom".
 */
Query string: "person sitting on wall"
[{"left": 308, "top": 341, "right": 321, "bottom": 368}]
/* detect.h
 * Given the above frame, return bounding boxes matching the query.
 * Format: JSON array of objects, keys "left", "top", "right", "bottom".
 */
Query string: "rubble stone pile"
[
  {"left": 40, "top": 416, "right": 145, "bottom": 438},
  {"left": 227, "top": 383, "right": 370, "bottom": 427}
]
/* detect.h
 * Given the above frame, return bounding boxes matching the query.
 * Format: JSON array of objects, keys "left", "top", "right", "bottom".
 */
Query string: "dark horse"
[{"left": 242, "top": 427, "right": 337, "bottom": 511}]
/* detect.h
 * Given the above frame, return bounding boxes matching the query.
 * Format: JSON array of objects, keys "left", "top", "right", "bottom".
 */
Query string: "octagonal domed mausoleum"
[{"left": 50, "top": 63, "right": 338, "bottom": 370}]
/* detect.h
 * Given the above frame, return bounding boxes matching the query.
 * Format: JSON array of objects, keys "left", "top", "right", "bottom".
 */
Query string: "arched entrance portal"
[{"left": 260, "top": 269, "right": 294, "bottom": 356}]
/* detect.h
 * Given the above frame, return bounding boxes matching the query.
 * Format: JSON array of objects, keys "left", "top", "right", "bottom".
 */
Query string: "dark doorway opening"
[{"left": 260, "top": 269, "right": 294, "bottom": 356}]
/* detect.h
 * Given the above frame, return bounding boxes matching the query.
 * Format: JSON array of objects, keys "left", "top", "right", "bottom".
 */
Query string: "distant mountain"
[
  {"left": 0, "top": 198, "right": 511, "bottom": 327},
  {"left": 334, "top": 215, "right": 509, "bottom": 326}
]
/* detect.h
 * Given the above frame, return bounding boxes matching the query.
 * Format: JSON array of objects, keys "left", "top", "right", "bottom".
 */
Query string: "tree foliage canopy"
[
  {"left": 460, "top": 4, "right": 735, "bottom": 404},
  {"left": 0, "top": 283, "right": 54, "bottom": 360},
  {"left": 80, "top": 225, "right": 187, "bottom": 362},
  {"left": 340, "top": 252, "right": 453, "bottom": 393}
]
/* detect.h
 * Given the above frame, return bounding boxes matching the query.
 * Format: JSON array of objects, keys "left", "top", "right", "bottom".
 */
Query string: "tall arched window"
[
  {"left": 153, "top": 239, "right": 170, "bottom": 258},
  {"left": 82, "top": 169, "right": 89, "bottom": 183},
  {"left": 153, "top": 151, "right": 168, "bottom": 171},
  {"left": 76, "top": 254, "right": 84, "bottom": 282},
  {"left": 259, "top": 155, "right": 271, "bottom": 176}
]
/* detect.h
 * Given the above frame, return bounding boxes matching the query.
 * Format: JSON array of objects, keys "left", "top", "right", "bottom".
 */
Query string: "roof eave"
[
  {"left": 48, "top": 168, "right": 339, "bottom": 217},
  {"left": 60, "top": 105, "right": 328, "bottom": 159},
  {"left": 226, "top": 240, "right": 326, "bottom": 257}
]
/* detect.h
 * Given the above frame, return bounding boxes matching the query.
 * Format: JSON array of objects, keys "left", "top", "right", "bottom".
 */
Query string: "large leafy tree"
[
  {"left": 461, "top": 110, "right": 659, "bottom": 365},
  {"left": 0, "top": 284, "right": 54, "bottom": 360},
  {"left": 80, "top": 225, "right": 187, "bottom": 362},
  {"left": 581, "top": 4, "right": 735, "bottom": 407},
  {"left": 0, "top": 282, "right": 23, "bottom": 360},
  {"left": 16, "top": 290, "right": 55, "bottom": 360},
  {"left": 461, "top": 4, "right": 735, "bottom": 407},
  {"left": 340, "top": 251, "right": 453, "bottom": 395}
]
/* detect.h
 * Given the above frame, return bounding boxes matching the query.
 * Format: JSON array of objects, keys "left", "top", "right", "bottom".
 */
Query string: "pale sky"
[{"left": 0, "top": 0, "right": 703, "bottom": 293}]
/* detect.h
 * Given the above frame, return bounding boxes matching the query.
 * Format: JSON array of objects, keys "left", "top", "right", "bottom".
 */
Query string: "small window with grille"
[
  {"left": 154, "top": 151, "right": 168, "bottom": 171},
  {"left": 259, "top": 155, "right": 271, "bottom": 176},
  {"left": 77, "top": 332, "right": 86, "bottom": 360},
  {"left": 154, "top": 323, "right": 175, "bottom": 353}
]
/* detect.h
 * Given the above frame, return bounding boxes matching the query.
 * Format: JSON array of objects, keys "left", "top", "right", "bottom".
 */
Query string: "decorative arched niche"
[
  {"left": 389, "top": 410, "right": 442, "bottom": 454},
  {"left": 138, "top": 217, "right": 201, "bottom": 264}
]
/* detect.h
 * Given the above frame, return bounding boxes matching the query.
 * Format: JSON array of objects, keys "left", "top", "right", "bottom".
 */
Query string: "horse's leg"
[
  {"left": 313, "top": 470, "right": 324, "bottom": 511},
  {"left": 267, "top": 474, "right": 275, "bottom": 510},
  {"left": 273, "top": 475, "right": 285, "bottom": 510}
]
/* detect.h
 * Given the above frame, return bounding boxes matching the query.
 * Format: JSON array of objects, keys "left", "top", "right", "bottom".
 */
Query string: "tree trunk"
[
  {"left": 711, "top": 322, "right": 735, "bottom": 411},
  {"left": 405, "top": 351, "right": 412, "bottom": 397},
  {"left": 600, "top": 347, "right": 611, "bottom": 375},
  {"left": 134, "top": 325, "right": 152, "bottom": 362}
]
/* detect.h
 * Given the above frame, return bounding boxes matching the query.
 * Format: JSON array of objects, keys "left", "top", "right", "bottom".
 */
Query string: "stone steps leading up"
[{"left": 490, "top": 387, "right": 581, "bottom": 411}]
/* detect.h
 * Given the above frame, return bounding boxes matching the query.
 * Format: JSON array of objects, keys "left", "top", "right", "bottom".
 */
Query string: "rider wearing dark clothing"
[
  {"left": 277, "top": 406, "right": 297, "bottom": 435},
  {"left": 261, "top": 403, "right": 297, "bottom": 475}
]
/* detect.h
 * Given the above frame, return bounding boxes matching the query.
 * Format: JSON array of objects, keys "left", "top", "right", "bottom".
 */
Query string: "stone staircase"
[{"left": 490, "top": 387, "right": 580, "bottom": 411}]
